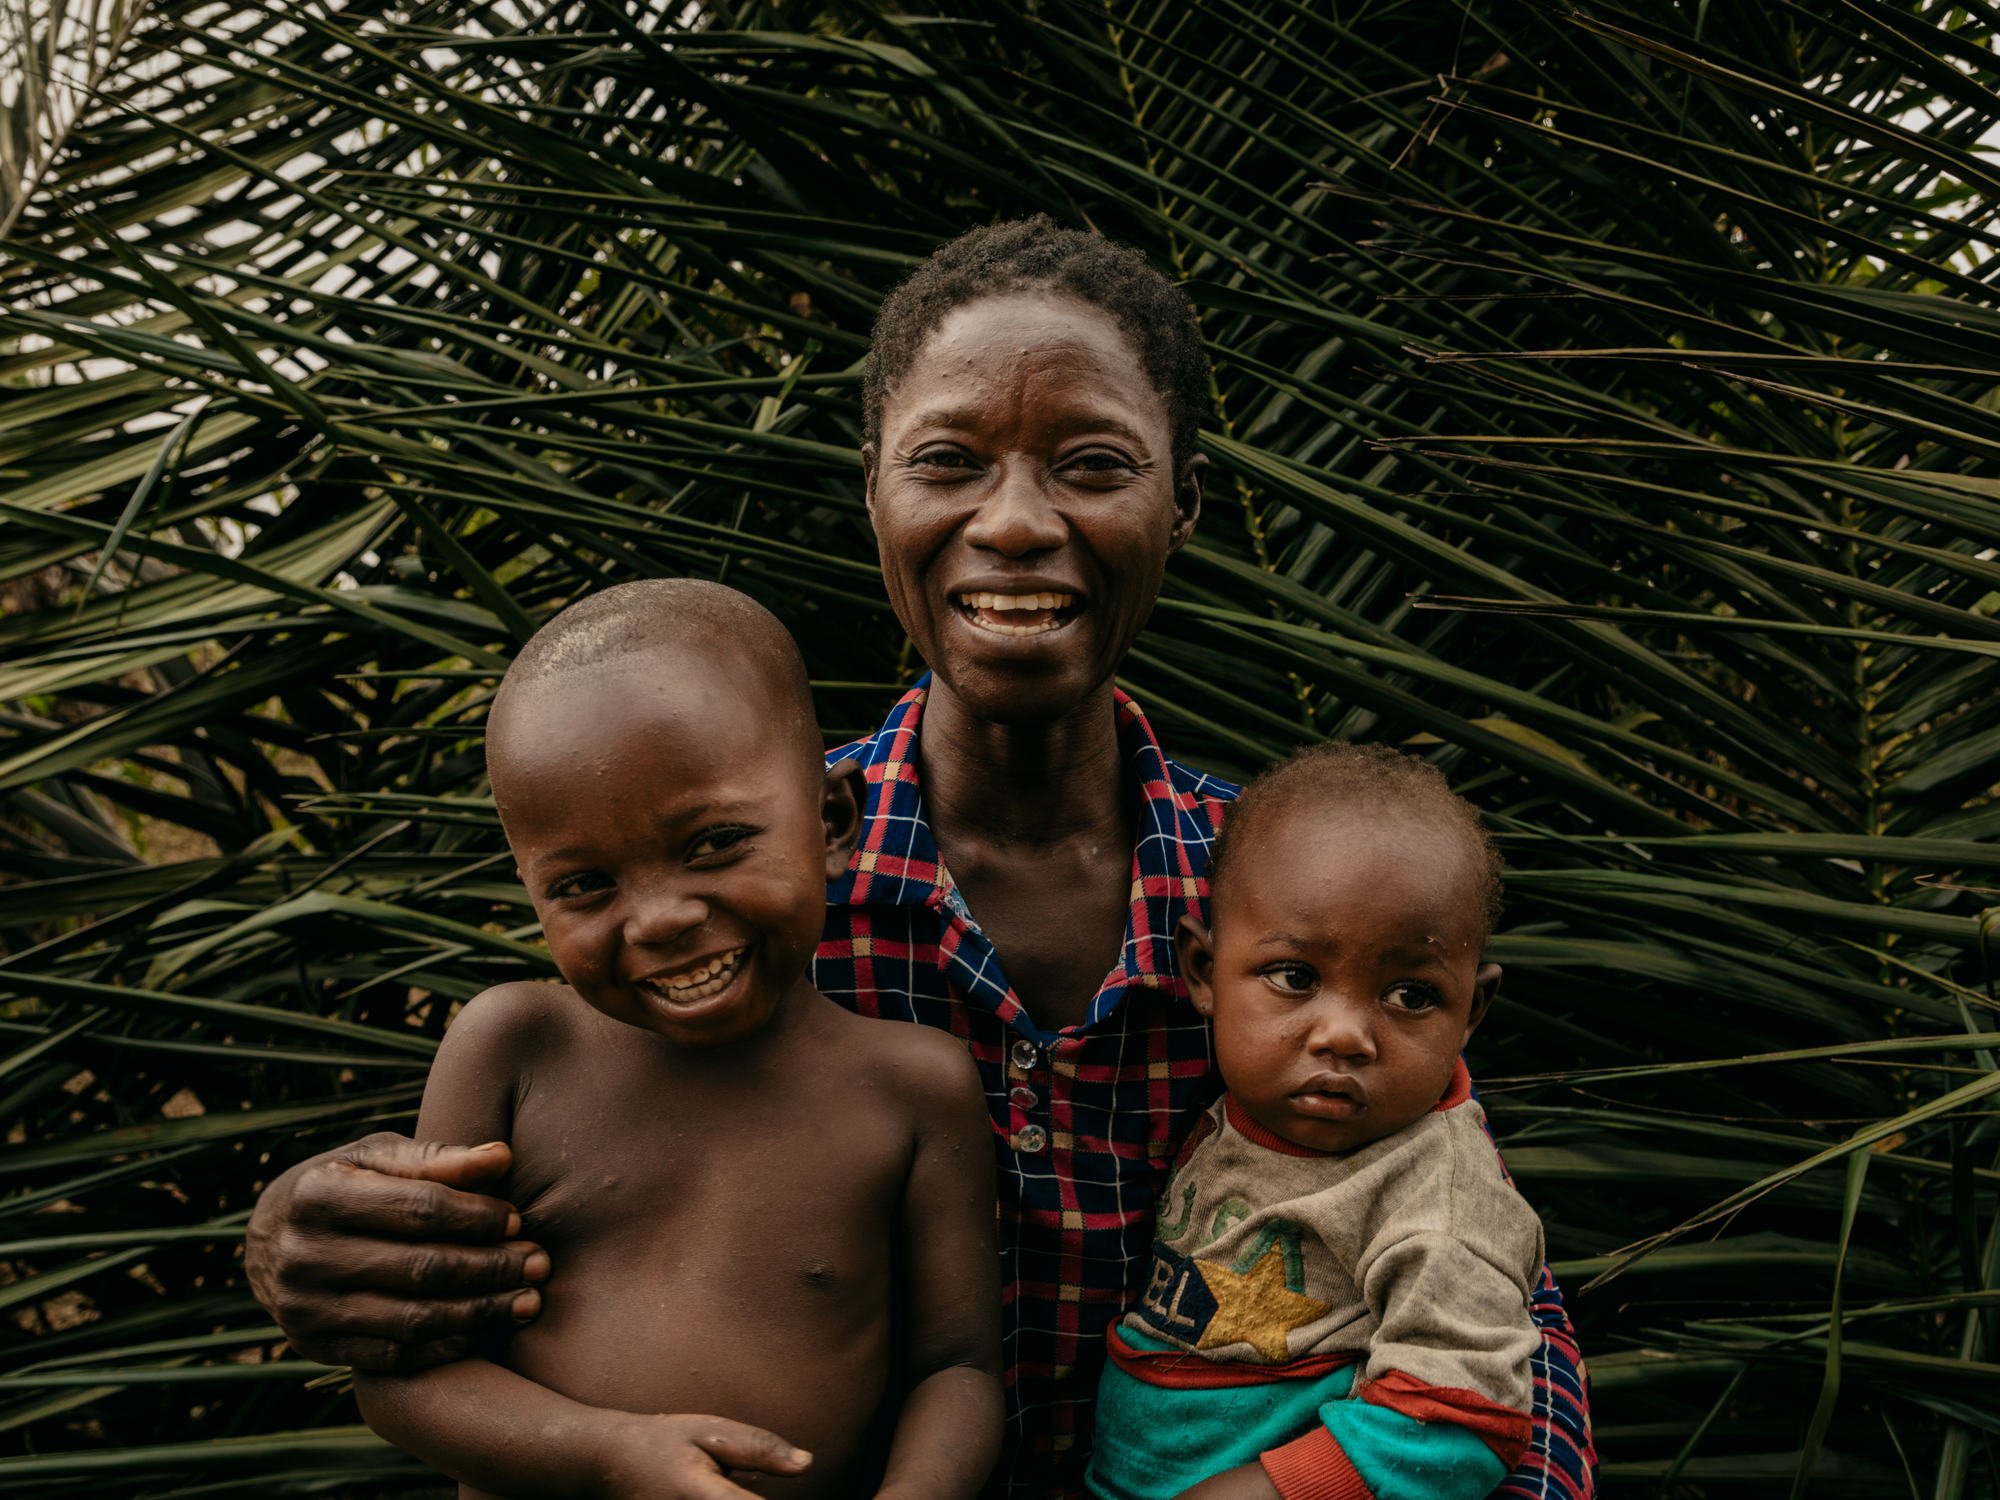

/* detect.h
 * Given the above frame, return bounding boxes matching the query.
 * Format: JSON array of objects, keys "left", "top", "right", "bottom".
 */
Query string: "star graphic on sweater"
[{"left": 1192, "top": 1244, "right": 1334, "bottom": 1361}]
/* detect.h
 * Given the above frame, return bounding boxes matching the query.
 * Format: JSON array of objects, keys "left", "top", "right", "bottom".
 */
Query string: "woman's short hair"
[{"left": 864, "top": 214, "right": 1211, "bottom": 471}]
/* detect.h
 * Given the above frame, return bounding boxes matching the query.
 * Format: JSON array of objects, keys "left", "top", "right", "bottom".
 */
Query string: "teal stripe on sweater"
[
  {"left": 1324, "top": 1399, "right": 1505, "bottom": 1500},
  {"left": 1086, "top": 1328, "right": 1506, "bottom": 1500},
  {"left": 1085, "top": 1329, "right": 1357, "bottom": 1500}
]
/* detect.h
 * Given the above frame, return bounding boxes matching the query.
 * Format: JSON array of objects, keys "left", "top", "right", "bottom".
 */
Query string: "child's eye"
[
  {"left": 1384, "top": 982, "right": 1442, "bottom": 1013},
  {"left": 687, "top": 825, "right": 756, "bottom": 861},
  {"left": 1262, "top": 963, "right": 1318, "bottom": 995},
  {"left": 546, "top": 870, "right": 611, "bottom": 900}
]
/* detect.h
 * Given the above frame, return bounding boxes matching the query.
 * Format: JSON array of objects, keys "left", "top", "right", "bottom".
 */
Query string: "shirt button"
[
  {"left": 1015, "top": 1125, "right": 1049, "bottom": 1154},
  {"left": 1010, "top": 1039, "right": 1040, "bottom": 1072},
  {"left": 1009, "top": 1086, "right": 1038, "bottom": 1110}
]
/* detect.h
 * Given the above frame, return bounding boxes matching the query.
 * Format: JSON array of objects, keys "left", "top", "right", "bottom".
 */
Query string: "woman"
[{"left": 246, "top": 218, "right": 1594, "bottom": 1499}]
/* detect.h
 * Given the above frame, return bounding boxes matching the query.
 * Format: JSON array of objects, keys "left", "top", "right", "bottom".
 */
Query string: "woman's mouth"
[
  {"left": 954, "top": 591, "right": 1080, "bottom": 637},
  {"left": 637, "top": 946, "right": 748, "bottom": 1007}
]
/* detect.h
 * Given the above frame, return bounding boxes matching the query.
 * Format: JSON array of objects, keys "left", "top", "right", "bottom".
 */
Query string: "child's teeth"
[{"left": 655, "top": 948, "right": 744, "bottom": 999}]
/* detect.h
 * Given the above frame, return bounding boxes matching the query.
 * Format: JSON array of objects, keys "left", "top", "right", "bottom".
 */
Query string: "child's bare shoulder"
[
  {"left": 819, "top": 1005, "right": 984, "bottom": 1118},
  {"left": 432, "top": 981, "right": 588, "bottom": 1079}
]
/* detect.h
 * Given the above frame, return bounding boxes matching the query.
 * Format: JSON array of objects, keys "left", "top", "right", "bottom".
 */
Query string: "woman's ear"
[
  {"left": 861, "top": 444, "right": 879, "bottom": 522},
  {"left": 1168, "top": 452, "right": 1206, "bottom": 552},
  {"left": 1465, "top": 962, "right": 1502, "bottom": 1044},
  {"left": 821, "top": 756, "right": 866, "bottom": 881},
  {"left": 1176, "top": 913, "right": 1218, "bottom": 1018}
]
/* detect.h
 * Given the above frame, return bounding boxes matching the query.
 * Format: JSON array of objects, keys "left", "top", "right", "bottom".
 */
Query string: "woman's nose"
[
  {"left": 962, "top": 461, "right": 1066, "bottom": 556},
  {"left": 1307, "top": 996, "right": 1377, "bottom": 1063}
]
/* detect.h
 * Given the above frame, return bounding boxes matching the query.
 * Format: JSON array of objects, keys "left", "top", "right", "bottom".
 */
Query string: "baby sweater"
[{"left": 1085, "top": 1062, "right": 1543, "bottom": 1500}]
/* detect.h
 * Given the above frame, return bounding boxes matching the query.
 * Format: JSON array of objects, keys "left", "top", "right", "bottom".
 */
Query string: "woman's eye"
[
  {"left": 1063, "top": 450, "right": 1135, "bottom": 479},
  {"left": 546, "top": 870, "right": 610, "bottom": 900},
  {"left": 909, "top": 448, "right": 976, "bottom": 473},
  {"left": 1263, "top": 964, "right": 1317, "bottom": 994},
  {"left": 687, "top": 826, "right": 755, "bottom": 861},
  {"left": 1384, "top": 983, "right": 1442, "bottom": 1013}
]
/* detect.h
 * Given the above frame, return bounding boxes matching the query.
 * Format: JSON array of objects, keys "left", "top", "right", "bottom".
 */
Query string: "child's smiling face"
[
  {"left": 490, "top": 651, "right": 856, "bottom": 1051},
  {"left": 1180, "top": 800, "right": 1501, "bottom": 1154}
]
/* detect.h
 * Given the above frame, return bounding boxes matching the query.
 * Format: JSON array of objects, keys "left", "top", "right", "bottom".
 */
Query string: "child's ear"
[
  {"left": 1465, "top": 962, "right": 1502, "bottom": 1043},
  {"left": 1175, "top": 913, "right": 1218, "bottom": 1019},
  {"left": 821, "top": 756, "right": 865, "bottom": 881}
]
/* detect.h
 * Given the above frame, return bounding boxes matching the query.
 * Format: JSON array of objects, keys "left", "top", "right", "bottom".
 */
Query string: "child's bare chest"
[
  {"left": 493, "top": 1042, "right": 918, "bottom": 1480},
  {"left": 506, "top": 1049, "right": 912, "bottom": 1279}
]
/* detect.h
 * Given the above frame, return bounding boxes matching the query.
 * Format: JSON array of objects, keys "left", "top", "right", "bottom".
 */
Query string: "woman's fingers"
[
  {"left": 295, "top": 1136, "right": 520, "bottom": 1241},
  {"left": 245, "top": 1133, "right": 547, "bottom": 1369},
  {"left": 689, "top": 1417, "right": 813, "bottom": 1476}
]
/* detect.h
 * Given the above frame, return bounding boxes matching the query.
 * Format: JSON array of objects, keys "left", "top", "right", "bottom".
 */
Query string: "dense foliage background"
[{"left": 3, "top": 0, "right": 1998, "bottom": 1493}]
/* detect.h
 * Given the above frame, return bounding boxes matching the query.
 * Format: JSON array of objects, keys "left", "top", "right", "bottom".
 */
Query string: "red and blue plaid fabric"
[{"left": 813, "top": 681, "right": 1596, "bottom": 1499}]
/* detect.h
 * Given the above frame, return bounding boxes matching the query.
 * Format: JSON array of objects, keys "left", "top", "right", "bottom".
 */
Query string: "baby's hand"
[
  {"left": 1172, "top": 1463, "right": 1282, "bottom": 1500},
  {"left": 595, "top": 1413, "right": 811, "bottom": 1499}
]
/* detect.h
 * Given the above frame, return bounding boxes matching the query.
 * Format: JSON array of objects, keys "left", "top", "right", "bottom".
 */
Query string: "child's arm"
[
  {"left": 354, "top": 985, "right": 810, "bottom": 1499},
  {"left": 357, "top": 1361, "right": 809, "bottom": 1499},
  {"left": 871, "top": 1032, "right": 1003, "bottom": 1500}
]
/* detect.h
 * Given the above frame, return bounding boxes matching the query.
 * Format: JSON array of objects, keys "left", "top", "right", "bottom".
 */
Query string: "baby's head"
[
  {"left": 1181, "top": 743, "right": 1504, "bottom": 1154},
  {"left": 486, "top": 580, "right": 858, "bottom": 1049}
]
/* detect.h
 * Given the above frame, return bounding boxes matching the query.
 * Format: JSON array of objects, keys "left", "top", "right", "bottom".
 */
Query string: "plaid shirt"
[{"left": 813, "top": 682, "right": 1596, "bottom": 1499}]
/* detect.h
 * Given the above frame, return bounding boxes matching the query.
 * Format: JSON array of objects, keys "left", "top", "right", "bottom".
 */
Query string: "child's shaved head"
[
  {"left": 488, "top": 579, "right": 821, "bottom": 784},
  {"left": 1210, "top": 742, "right": 1504, "bottom": 943}
]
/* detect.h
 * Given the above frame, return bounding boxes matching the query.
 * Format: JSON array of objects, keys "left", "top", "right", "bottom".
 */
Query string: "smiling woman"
[{"left": 244, "top": 217, "right": 1596, "bottom": 1500}]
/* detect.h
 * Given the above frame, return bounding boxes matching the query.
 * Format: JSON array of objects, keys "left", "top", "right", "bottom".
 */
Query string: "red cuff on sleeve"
[{"left": 1259, "top": 1427, "right": 1374, "bottom": 1500}]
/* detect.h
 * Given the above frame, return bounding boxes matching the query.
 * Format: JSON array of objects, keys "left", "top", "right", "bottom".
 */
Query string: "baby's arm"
[
  {"left": 1255, "top": 1142, "right": 1544, "bottom": 1500},
  {"left": 872, "top": 1031, "right": 1003, "bottom": 1500},
  {"left": 353, "top": 986, "right": 809, "bottom": 1500}
]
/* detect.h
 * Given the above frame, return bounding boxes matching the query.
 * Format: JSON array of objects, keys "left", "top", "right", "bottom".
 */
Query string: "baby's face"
[
  {"left": 492, "top": 655, "right": 841, "bottom": 1050},
  {"left": 1182, "top": 803, "right": 1498, "bottom": 1154}
]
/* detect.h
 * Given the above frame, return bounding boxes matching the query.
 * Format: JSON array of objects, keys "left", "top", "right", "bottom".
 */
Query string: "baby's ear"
[
  {"left": 1465, "top": 962, "right": 1502, "bottom": 1043},
  {"left": 1175, "top": 914, "right": 1218, "bottom": 1018},
  {"left": 821, "top": 756, "right": 865, "bottom": 881}
]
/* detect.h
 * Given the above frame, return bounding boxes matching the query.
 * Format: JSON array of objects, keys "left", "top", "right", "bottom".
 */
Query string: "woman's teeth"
[
  {"left": 957, "top": 591, "right": 1075, "bottom": 637},
  {"left": 645, "top": 947, "right": 746, "bottom": 1003}
]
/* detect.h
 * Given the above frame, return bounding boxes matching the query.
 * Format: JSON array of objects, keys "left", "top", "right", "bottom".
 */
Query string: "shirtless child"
[
  {"left": 355, "top": 580, "right": 1002, "bottom": 1500},
  {"left": 1086, "top": 743, "right": 1544, "bottom": 1500}
]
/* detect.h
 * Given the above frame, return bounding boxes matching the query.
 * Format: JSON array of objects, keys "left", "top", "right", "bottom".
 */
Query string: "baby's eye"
[
  {"left": 546, "top": 870, "right": 611, "bottom": 900},
  {"left": 1384, "top": 982, "right": 1442, "bottom": 1013},
  {"left": 1262, "top": 963, "right": 1317, "bottom": 995},
  {"left": 687, "top": 825, "right": 755, "bottom": 861}
]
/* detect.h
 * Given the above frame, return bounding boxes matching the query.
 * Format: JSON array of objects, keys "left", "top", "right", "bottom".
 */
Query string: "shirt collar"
[{"left": 826, "top": 674, "right": 1220, "bottom": 1019}]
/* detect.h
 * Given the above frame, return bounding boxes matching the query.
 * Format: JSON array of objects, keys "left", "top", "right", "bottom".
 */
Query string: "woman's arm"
[
  {"left": 245, "top": 986, "right": 557, "bottom": 1371},
  {"left": 873, "top": 1034, "right": 1003, "bottom": 1500}
]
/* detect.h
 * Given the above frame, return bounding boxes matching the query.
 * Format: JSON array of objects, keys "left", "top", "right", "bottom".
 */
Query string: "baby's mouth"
[
  {"left": 955, "top": 590, "right": 1080, "bottom": 638},
  {"left": 637, "top": 946, "right": 747, "bottom": 1005},
  {"left": 1291, "top": 1073, "right": 1366, "bottom": 1118}
]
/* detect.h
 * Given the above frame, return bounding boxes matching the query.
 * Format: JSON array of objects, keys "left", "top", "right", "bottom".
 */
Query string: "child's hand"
[
  {"left": 595, "top": 1413, "right": 811, "bottom": 1499},
  {"left": 1173, "top": 1463, "right": 1283, "bottom": 1500}
]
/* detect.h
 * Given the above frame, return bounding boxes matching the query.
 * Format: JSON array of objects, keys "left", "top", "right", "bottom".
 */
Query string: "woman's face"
[{"left": 865, "top": 292, "right": 1202, "bottom": 726}]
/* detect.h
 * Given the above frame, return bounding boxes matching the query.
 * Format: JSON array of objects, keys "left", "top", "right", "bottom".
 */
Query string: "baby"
[
  {"left": 355, "top": 579, "right": 1002, "bottom": 1499},
  {"left": 1086, "top": 743, "right": 1544, "bottom": 1500}
]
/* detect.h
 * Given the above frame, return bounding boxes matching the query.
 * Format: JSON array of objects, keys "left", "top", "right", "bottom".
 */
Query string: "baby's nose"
[{"left": 1307, "top": 997, "right": 1378, "bottom": 1061}]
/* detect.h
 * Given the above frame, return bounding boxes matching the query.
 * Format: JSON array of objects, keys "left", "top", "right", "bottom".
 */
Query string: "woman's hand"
[
  {"left": 245, "top": 1132, "right": 549, "bottom": 1371},
  {"left": 1173, "top": 1463, "right": 1283, "bottom": 1500},
  {"left": 594, "top": 1413, "right": 811, "bottom": 1499}
]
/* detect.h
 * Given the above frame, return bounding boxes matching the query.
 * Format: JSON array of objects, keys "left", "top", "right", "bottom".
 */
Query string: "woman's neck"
[{"left": 919, "top": 679, "right": 1127, "bottom": 849}]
